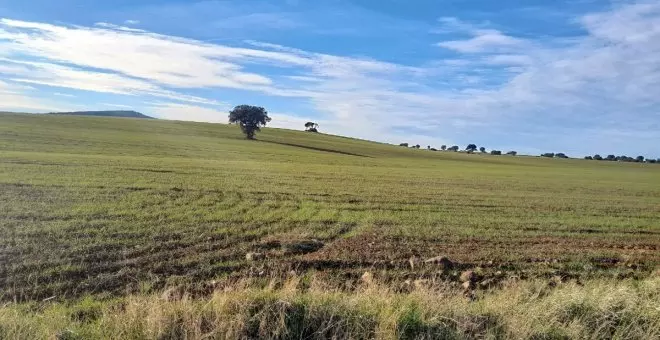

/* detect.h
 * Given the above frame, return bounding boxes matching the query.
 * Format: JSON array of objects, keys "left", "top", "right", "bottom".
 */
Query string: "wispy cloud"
[
  {"left": 437, "top": 30, "right": 528, "bottom": 53},
  {"left": 434, "top": 17, "right": 529, "bottom": 53}
]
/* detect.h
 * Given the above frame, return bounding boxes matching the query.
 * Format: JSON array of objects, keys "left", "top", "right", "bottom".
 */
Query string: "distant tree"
[
  {"left": 413, "top": 144, "right": 421, "bottom": 149},
  {"left": 490, "top": 150, "right": 502, "bottom": 155},
  {"left": 541, "top": 153, "right": 555, "bottom": 158},
  {"left": 506, "top": 151, "right": 517, "bottom": 156},
  {"left": 593, "top": 154, "right": 603, "bottom": 161},
  {"left": 399, "top": 143, "right": 409, "bottom": 147},
  {"left": 648, "top": 159, "right": 657, "bottom": 164},
  {"left": 228, "top": 105, "right": 271, "bottom": 139},
  {"left": 555, "top": 153, "right": 568, "bottom": 159},
  {"left": 479, "top": 147, "right": 486, "bottom": 153},
  {"left": 584, "top": 156, "right": 593, "bottom": 160},
  {"left": 466, "top": 144, "right": 478, "bottom": 152},
  {"left": 606, "top": 154, "right": 616, "bottom": 161},
  {"left": 449, "top": 145, "right": 459, "bottom": 152},
  {"left": 304, "top": 122, "right": 319, "bottom": 132},
  {"left": 430, "top": 148, "right": 437, "bottom": 151},
  {"left": 636, "top": 156, "right": 645, "bottom": 163},
  {"left": 427, "top": 145, "right": 431, "bottom": 150},
  {"left": 440, "top": 145, "right": 447, "bottom": 151}
]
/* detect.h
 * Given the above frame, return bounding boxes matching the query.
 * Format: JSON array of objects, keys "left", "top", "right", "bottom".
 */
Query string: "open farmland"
[{"left": 1, "top": 112, "right": 659, "bottom": 303}]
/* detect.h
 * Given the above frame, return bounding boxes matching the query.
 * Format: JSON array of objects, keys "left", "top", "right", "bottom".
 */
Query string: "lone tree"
[
  {"left": 305, "top": 122, "right": 319, "bottom": 132},
  {"left": 466, "top": 144, "right": 478, "bottom": 152},
  {"left": 440, "top": 145, "right": 447, "bottom": 151},
  {"left": 594, "top": 154, "right": 603, "bottom": 160},
  {"left": 479, "top": 147, "right": 486, "bottom": 153},
  {"left": 229, "top": 105, "right": 271, "bottom": 139}
]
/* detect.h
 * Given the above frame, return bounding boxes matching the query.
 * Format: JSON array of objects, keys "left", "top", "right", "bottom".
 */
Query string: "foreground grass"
[{"left": 1, "top": 276, "right": 658, "bottom": 339}]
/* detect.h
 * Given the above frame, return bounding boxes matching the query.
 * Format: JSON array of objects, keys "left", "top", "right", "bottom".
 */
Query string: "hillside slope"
[{"left": 0, "top": 112, "right": 658, "bottom": 303}]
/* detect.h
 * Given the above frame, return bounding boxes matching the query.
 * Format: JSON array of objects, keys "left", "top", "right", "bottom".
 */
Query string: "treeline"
[
  {"left": 398, "top": 143, "right": 516, "bottom": 156},
  {"left": 398, "top": 142, "right": 658, "bottom": 163},
  {"left": 584, "top": 154, "right": 658, "bottom": 163}
]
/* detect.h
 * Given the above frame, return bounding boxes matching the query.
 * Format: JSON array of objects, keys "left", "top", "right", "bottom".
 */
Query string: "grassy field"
[{"left": 0, "top": 112, "right": 659, "bottom": 338}]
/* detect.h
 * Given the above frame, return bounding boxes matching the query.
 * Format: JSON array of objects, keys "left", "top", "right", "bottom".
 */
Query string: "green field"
[
  {"left": 1, "top": 113, "right": 659, "bottom": 338},
  {"left": 1, "top": 112, "right": 658, "bottom": 302}
]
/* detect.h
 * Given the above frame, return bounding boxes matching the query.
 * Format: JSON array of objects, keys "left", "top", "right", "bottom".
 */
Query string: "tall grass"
[{"left": 1, "top": 276, "right": 658, "bottom": 339}]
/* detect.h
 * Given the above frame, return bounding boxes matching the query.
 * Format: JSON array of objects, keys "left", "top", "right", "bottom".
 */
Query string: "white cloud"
[
  {"left": 124, "top": 20, "right": 140, "bottom": 25},
  {"left": 437, "top": 29, "right": 528, "bottom": 53},
  {"left": 0, "top": 58, "right": 221, "bottom": 105},
  {"left": 0, "top": 18, "right": 304, "bottom": 90}
]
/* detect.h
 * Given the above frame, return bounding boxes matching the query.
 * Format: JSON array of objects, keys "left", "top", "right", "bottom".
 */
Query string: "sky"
[{"left": 0, "top": 0, "right": 659, "bottom": 158}]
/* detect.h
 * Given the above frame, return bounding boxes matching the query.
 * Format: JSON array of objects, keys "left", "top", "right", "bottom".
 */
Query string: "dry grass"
[{"left": 1, "top": 275, "right": 658, "bottom": 339}]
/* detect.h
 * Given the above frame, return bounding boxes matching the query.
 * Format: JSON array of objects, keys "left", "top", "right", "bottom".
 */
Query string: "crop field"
[{"left": 1, "top": 113, "right": 659, "bottom": 302}]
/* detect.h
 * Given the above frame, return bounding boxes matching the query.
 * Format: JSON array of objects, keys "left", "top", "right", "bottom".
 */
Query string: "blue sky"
[{"left": 1, "top": 0, "right": 659, "bottom": 158}]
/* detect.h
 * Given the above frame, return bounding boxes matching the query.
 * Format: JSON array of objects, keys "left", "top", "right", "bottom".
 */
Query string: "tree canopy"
[
  {"left": 228, "top": 105, "right": 271, "bottom": 139},
  {"left": 305, "top": 122, "right": 319, "bottom": 132}
]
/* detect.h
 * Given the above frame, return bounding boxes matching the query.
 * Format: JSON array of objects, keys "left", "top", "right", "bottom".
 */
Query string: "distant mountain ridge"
[{"left": 48, "top": 110, "right": 154, "bottom": 119}]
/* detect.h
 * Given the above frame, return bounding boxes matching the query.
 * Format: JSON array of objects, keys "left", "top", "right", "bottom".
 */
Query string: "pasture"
[{"left": 0, "top": 112, "right": 659, "bottom": 302}]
